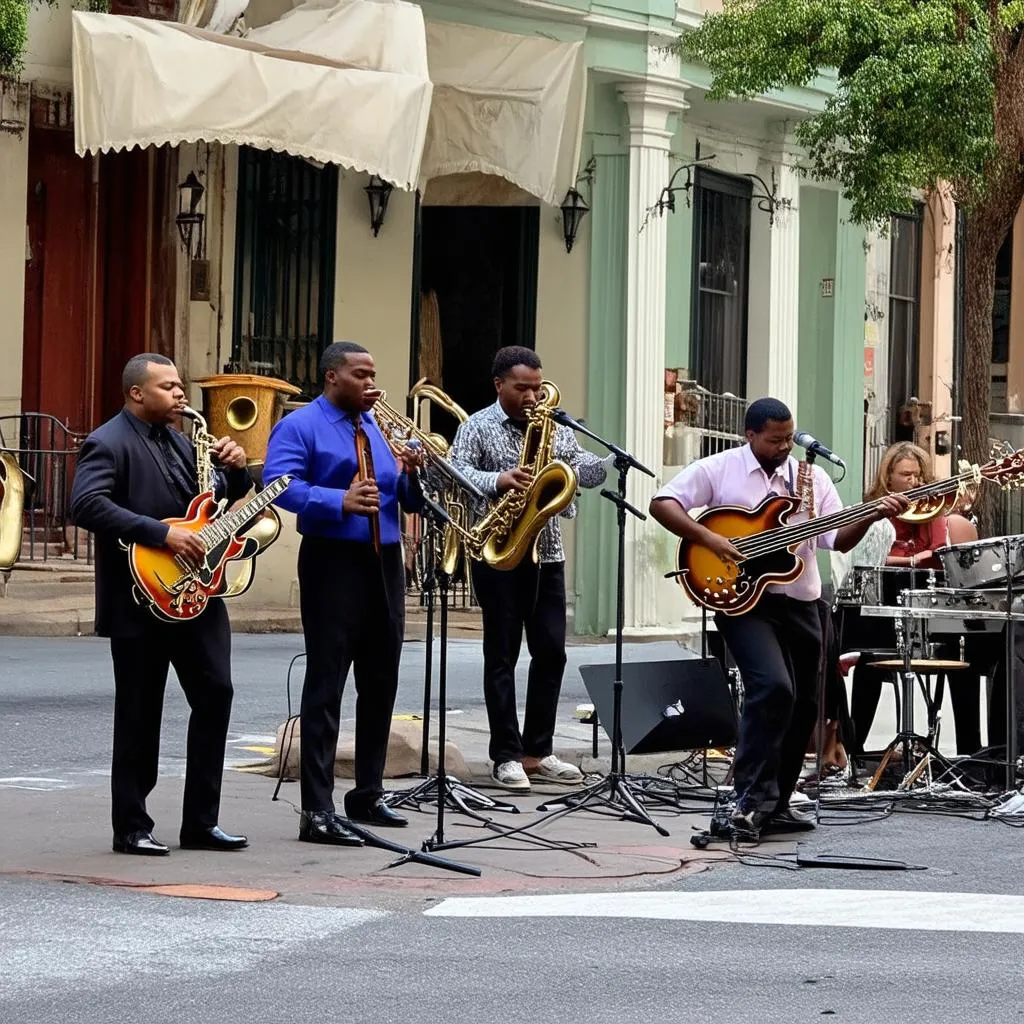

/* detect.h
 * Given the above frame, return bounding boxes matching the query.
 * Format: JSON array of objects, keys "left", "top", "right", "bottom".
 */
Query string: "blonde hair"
[{"left": 866, "top": 442, "right": 933, "bottom": 501}]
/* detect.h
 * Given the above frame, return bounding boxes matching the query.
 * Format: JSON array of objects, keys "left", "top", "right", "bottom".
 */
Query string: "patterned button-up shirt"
[{"left": 449, "top": 401, "right": 608, "bottom": 564}]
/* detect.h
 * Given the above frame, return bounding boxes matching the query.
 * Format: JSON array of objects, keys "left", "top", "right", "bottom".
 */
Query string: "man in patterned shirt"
[{"left": 450, "top": 346, "right": 609, "bottom": 791}]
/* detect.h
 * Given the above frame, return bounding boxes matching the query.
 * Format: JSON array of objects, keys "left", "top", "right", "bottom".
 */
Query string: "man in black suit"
[{"left": 70, "top": 353, "right": 252, "bottom": 856}]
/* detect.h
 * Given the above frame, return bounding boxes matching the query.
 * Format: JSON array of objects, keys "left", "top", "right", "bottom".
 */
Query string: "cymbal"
[{"left": 871, "top": 659, "right": 971, "bottom": 671}]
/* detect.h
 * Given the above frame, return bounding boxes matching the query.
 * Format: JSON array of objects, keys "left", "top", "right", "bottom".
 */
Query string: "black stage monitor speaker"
[{"left": 579, "top": 658, "right": 737, "bottom": 755}]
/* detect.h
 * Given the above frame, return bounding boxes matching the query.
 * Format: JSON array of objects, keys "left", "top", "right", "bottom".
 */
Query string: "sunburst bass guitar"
[
  {"left": 673, "top": 450, "right": 1024, "bottom": 616},
  {"left": 124, "top": 475, "right": 292, "bottom": 622}
]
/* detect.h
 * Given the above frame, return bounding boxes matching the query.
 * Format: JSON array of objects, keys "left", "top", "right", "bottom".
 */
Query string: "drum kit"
[{"left": 836, "top": 536, "right": 1024, "bottom": 791}]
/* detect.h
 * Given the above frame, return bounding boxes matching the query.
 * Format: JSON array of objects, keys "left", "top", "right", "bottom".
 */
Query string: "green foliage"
[
  {"left": 677, "top": 0, "right": 1012, "bottom": 226},
  {"left": 0, "top": 0, "right": 109, "bottom": 78},
  {"left": 0, "top": 0, "right": 28, "bottom": 76}
]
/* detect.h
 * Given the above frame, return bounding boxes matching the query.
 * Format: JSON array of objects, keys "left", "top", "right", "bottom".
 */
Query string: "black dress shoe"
[
  {"left": 298, "top": 811, "right": 365, "bottom": 847},
  {"left": 344, "top": 797, "right": 408, "bottom": 828},
  {"left": 179, "top": 825, "right": 249, "bottom": 851},
  {"left": 112, "top": 830, "right": 170, "bottom": 856}
]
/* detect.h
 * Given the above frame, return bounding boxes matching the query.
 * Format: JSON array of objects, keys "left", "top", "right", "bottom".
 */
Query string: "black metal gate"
[
  {"left": 230, "top": 148, "right": 338, "bottom": 398},
  {"left": 690, "top": 169, "right": 752, "bottom": 400}
]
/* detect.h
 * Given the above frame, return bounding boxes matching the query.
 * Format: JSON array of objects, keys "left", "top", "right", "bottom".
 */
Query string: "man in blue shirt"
[{"left": 264, "top": 342, "right": 423, "bottom": 846}]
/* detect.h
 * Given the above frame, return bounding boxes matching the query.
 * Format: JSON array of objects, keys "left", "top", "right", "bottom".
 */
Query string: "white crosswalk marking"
[
  {"left": 0, "top": 777, "right": 73, "bottom": 791},
  {"left": 426, "top": 888, "right": 1024, "bottom": 934}
]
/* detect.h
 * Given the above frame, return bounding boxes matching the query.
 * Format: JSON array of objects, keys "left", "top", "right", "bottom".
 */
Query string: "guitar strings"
[{"left": 729, "top": 465, "right": 993, "bottom": 559}]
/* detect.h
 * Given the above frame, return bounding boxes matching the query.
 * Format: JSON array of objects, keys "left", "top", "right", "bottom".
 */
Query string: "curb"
[{"left": 0, "top": 612, "right": 486, "bottom": 638}]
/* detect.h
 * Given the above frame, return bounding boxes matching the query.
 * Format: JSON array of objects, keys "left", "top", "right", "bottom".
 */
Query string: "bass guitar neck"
[{"left": 672, "top": 446, "right": 1024, "bottom": 615}]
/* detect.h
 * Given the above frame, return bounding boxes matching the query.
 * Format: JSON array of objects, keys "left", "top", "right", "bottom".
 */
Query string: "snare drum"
[
  {"left": 834, "top": 565, "right": 941, "bottom": 608},
  {"left": 895, "top": 586, "right": 1013, "bottom": 634},
  {"left": 936, "top": 535, "right": 1024, "bottom": 590}
]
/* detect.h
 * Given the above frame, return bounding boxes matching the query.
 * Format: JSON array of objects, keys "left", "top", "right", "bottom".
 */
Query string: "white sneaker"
[
  {"left": 492, "top": 760, "right": 531, "bottom": 791},
  {"left": 526, "top": 754, "right": 584, "bottom": 785}
]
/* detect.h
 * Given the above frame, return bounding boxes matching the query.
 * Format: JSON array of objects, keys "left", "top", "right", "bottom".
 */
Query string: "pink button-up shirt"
[{"left": 655, "top": 444, "right": 843, "bottom": 602}]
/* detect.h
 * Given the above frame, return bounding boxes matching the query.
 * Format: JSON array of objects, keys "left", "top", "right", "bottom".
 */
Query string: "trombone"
[
  {"left": 370, "top": 392, "right": 486, "bottom": 510},
  {"left": 370, "top": 390, "right": 487, "bottom": 575}
]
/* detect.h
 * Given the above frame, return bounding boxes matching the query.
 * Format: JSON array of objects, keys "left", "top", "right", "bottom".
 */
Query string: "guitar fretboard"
[
  {"left": 731, "top": 466, "right": 980, "bottom": 559},
  {"left": 197, "top": 475, "right": 292, "bottom": 551}
]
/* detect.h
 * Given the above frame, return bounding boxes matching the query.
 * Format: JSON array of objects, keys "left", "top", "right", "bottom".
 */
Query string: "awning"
[
  {"left": 420, "top": 22, "right": 586, "bottom": 207},
  {"left": 260, "top": 12, "right": 588, "bottom": 204},
  {"left": 72, "top": 2, "right": 586, "bottom": 205},
  {"left": 71, "top": 1, "right": 434, "bottom": 191}
]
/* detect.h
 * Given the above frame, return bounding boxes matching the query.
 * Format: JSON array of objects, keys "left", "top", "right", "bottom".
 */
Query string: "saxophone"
[
  {"left": 470, "top": 381, "right": 577, "bottom": 571},
  {"left": 179, "top": 406, "right": 282, "bottom": 597},
  {"left": 181, "top": 406, "right": 217, "bottom": 493}
]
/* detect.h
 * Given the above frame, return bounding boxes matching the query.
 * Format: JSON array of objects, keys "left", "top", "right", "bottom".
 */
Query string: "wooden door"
[{"left": 21, "top": 126, "right": 93, "bottom": 432}]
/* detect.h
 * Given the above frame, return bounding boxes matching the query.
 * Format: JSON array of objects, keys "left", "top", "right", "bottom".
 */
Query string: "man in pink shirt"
[{"left": 650, "top": 398, "right": 905, "bottom": 836}]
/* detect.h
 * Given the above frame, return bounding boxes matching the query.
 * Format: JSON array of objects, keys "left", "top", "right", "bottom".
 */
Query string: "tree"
[{"left": 677, "top": 0, "right": 1023, "bottom": 527}]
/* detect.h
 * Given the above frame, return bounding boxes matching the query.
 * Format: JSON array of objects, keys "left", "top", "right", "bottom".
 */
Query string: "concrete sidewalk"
[{"left": 0, "top": 767, "right": 766, "bottom": 909}]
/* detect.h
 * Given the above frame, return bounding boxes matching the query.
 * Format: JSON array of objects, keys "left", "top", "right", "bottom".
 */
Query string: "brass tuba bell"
[
  {"left": 194, "top": 374, "right": 302, "bottom": 466},
  {"left": 410, "top": 378, "right": 471, "bottom": 576},
  {"left": 0, "top": 449, "right": 30, "bottom": 592}
]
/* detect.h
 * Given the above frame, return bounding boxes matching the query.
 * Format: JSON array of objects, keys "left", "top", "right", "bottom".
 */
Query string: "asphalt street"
[
  {"left": 2, "top": 860, "right": 1023, "bottom": 1024},
  {"left": 3, "top": 635, "right": 1023, "bottom": 1024},
  {"left": 0, "top": 634, "right": 691, "bottom": 784}
]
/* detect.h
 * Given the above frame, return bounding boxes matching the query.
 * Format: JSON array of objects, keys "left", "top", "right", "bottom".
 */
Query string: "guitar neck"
[
  {"left": 198, "top": 476, "right": 291, "bottom": 549},
  {"left": 731, "top": 470, "right": 973, "bottom": 557}
]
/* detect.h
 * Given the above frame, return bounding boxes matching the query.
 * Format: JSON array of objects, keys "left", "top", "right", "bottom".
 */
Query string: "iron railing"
[
  {"left": 664, "top": 379, "right": 746, "bottom": 467},
  {"left": 0, "top": 413, "right": 91, "bottom": 564}
]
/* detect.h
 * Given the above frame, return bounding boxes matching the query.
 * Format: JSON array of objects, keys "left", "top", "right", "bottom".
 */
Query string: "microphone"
[
  {"left": 794, "top": 430, "right": 846, "bottom": 468},
  {"left": 549, "top": 407, "right": 584, "bottom": 430}
]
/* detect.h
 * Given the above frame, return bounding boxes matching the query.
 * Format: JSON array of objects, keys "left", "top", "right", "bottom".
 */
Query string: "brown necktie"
[{"left": 353, "top": 416, "right": 381, "bottom": 554}]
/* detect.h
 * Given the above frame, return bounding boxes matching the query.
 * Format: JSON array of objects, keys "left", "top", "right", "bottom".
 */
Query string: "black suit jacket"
[{"left": 70, "top": 409, "right": 252, "bottom": 638}]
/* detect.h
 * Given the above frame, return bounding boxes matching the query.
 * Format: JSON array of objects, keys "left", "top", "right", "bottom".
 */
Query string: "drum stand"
[{"left": 866, "top": 596, "right": 964, "bottom": 792}]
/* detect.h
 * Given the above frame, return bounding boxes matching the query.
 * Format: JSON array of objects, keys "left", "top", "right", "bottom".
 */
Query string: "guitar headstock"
[{"left": 981, "top": 445, "right": 1024, "bottom": 491}]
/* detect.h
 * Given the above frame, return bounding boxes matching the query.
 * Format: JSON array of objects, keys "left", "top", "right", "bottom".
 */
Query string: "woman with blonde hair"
[
  {"left": 849, "top": 441, "right": 981, "bottom": 755},
  {"left": 865, "top": 441, "right": 977, "bottom": 565}
]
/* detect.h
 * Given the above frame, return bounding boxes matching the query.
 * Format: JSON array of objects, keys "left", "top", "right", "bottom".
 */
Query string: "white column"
[
  {"left": 745, "top": 131, "right": 801, "bottom": 412},
  {"left": 767, "top": 160, "right": 800, "bottom": 408},
  {"left": 618, "top": 81, "right": 688, "bottom": 632}
]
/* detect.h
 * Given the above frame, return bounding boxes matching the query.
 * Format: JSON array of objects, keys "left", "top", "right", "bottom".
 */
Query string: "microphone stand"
[
  {"left": 385, "top": 493, "right": 520, "bottom": 821},
  {"left": 387, "top": 492, "right": 592, "bottom": 860},
  {"left": 535, "top": 412, "right": 671, "bottom": 836}
]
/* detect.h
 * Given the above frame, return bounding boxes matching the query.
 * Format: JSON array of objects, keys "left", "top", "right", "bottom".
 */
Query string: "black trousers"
[
  {"left": 715, "top": 594, "right": 821, "bottom": 813},
  {"left": 298, "top": 537, "right": 405, "bottom": 813},
  {"left": 472, "top": 559, "right": 567, "bottom": 766},
  {"left": 109, "top": 599, "right": 233, "bottom": 836},
  {"left": 818, "top": 602, "right": 855, "bottom": 746}
]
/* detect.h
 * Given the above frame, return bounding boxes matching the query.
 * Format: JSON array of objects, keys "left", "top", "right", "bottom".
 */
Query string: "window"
[
  {"left": 689, "top": 169, "right": 752, "bottom": 400},
  {"left": 993, "top": 229, "right": 1012, "bottom": 365},
  {"left": 887, "top": 208, "right": 923, "bottom": 441},
  {"left": 230, "top": 148, "right": 338, "bottom": 399}
]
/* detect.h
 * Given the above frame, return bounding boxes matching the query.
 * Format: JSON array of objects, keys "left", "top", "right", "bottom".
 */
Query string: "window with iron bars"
[{"left": 230, "top": 147, "right": 338, "bottom": 399}]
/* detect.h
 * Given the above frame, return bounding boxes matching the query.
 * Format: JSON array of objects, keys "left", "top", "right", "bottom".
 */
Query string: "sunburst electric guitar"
[
  {"left": 124, "top": 475, "right": 292, "bottom": 622},
  {"left": 673, "top": 450, "right": 1024, "bottom": 616}
]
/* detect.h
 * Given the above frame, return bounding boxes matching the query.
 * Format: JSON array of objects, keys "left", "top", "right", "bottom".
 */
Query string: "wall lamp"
[
  {"left": 175, "top": 171, "right": 205, "bottom": 260},
  {"left": 365, "top": 175, "right": 393, "bottom": 237}
]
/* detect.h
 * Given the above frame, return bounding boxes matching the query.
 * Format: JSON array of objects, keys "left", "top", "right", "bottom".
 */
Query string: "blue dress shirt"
[{"left": 264, "top": 395, "right": 422, "bottom": 544}]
